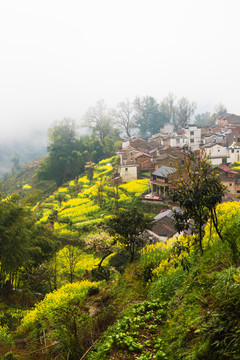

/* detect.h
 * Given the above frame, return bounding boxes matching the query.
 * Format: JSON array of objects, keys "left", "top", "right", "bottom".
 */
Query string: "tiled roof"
[
  {"left": 133, "top": 152, "right": 151, "bottom": 159},
  {"left": 151, "top": 208, "right": 192, "bottom": 238},
  {"left": 151, "top": 216, "right": 177, "bottom": 238},
  {"left": 152, "top": 166, "right": 176, "bottom": 177},
  {"left": 218, "top": 164, "right": 238, "bottom": 174}
]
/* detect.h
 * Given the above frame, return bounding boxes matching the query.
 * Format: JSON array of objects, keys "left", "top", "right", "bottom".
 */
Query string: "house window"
[
  {"left": 237, "top": 138, "right": 240, "bottom": 142},
  {"left": 181, "top": 160, "right": 184, "bottom": 164},
  {"left": 237, "top": 151, "right": 239, "bottom": 153},
  {"left": 190, "top": 139, "right": 194, "bottom": 143},
  {"left": 229, "top": 183, "right": 232, "bottom": 186},
  {"left": 176, "top": 139, "right": 180, "bottom": 144},
  {"left": 237, "top": 190, "right": 240, "bottom": 193},
  {"left": 232, "top": 149, "right": 234, "bottom": 153},
  {"left": 125, "top": 168, "right": 128, "bottom": 171},
  {"left": 190, "top": 131, "right": 194, "bottom": 136},
  {"left": 218, "top": 149, "right": 220, "bottom": 152}
]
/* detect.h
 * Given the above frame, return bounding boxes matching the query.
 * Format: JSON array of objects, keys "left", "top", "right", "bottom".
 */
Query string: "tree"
[
  {"left": 215, "top": 103, "right": 227, "bottom": 117},
  {"left": 175, "top": 97, "right": 197, "bottom": 129},
  {"left": 134, "top": 96, "right": 169, "bottom": 139},
  {"left": 159, "top": 92, "right": 177, "bottom": 126},
  {"left": 83, "top": 100, "right": 117, "bottom": 141},
  {"left": 37, "top": 119, "right": 83, "bottom": 186},
  {"left": 85, "top": 161, "right": 95, "bottom": 182},
  {"left": 194, "top": 112, "right": 215, "bottom": 128},
  {"left": 0, "top": 190, "right": 58, "bottom": 287},
  {"left": 64, "top": 245, "right": 79, "bottom": 283},
  {"left": 115, "top": 99, "right": 136, "bottom": 138},
  {"left": 11, "top": 156, "right": 21, "bottom": 173},
  {"left": 106, "top": 207, "right": 153, "bottom": 262},
  {"left": 169, "top": 149, "right": 225, "bottom": 253}
]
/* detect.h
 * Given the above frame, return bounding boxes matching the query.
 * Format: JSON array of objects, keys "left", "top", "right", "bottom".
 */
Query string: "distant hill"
[
  {"left": 0, "top": 158, "right": 57, "bottom": 199},
  {"left": 0, "top": 132, "right": 47, "bottom": 179}
]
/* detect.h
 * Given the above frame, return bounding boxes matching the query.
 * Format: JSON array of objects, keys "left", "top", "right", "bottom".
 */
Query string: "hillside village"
[{"left": 117, "top": 113, "right": 240, "bottom": 199}]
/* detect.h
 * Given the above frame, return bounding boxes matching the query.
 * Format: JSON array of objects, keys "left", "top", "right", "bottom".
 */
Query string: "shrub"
[
  {"left": 108, "top": 249, "right": 131, "bottom": 273},
  {"left": 0, "top": 325, "right": 13, "bottom": 346},
  {"left": 0, "top": 352, "right": 18, "bottom": 360},
  {"left": 87, "top": 286, "right": 100, "bottom": 296}
]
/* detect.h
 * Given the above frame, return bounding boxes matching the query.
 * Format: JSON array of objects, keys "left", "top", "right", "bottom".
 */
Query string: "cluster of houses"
[
  {"left": 117, "top": 113, "right": 240, "bottom": 200},
  {"left": 116, "top": 113, "right": 240, "bottom": 242}
]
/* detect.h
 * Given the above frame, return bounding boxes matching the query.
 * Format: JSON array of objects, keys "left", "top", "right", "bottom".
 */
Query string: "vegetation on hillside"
[{"left": 0, "top": 150, "right": 240, "bottom": 360}]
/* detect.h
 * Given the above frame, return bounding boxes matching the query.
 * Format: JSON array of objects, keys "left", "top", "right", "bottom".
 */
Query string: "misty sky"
[{"left": 1, "top": 0, "right": 240, "bottom": 142}]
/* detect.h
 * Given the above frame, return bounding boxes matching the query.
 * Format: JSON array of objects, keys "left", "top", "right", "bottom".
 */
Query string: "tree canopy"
[
  {"left": 37, "top": 119, "right": 118, "bottom": 186},
  {"left": 0, "top": 189, "right": 58, "bottom": 287},
  {"left": 106, "top": 207, "right": 153, "bottom": 262},
  {"left": 134, "top": 96, "right": 169, "bottom": 139},
  {"left": 169, "top": 149, "right": 225, "bottom": 253}
]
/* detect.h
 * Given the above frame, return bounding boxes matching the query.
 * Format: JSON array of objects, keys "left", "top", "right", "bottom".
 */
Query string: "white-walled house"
[
  {"left": 170, "top": 125, "right": 201, "bottom": 151},
  {"left": 119, "top": 164, "right": 138, "bottom": 182},
  {"left": 170, "top": 134, "right": 188, "bottom": 147},
  {"left": 184, "top": 125, "right": 202, "bottom": 151},
  {"left": 228, "top": 145, "right": 240, "bottom": 163},
  {"left": 201, "top": 143, "right": 229, "bottom": 165}
]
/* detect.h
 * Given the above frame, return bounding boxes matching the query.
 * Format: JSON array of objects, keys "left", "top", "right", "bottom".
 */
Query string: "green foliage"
[
  {"left": 37, "top": 118, "right": 118, "bottom": 187},
  {"left": 148, "top": 270, "right": 186, "bottom": 301},
  {"left": 19, "top": 280, "right": 100, "bottom": 334},
  {"left": 0, "top": 325, "right": 13, "bottom": 346},
  {"left": 87, "top": 286, "right": 100, "bottom": 296},
  {"left": 134, "top": 96, "right": 168, "bottom": 139},
  {"left": 0, "top": 352, "right": 19, "bottom": 360},
  {"left": 37, "top": 159, "right": 149, "bottom": 233},
  {"left": 49, "top": 305, "right": 89, "bottom": 360},
  {"left": 0, "top": 193, "right": 58, "bottom": 287},
  {"left": 221, "top": 217, "right": 240, "bottom": 266},
  {"left": 194, "top": 112, "right": 215, "bottom": 128},
  {"left": 87, "top": 299, "right": 167, "bottom": 360},
  {"left": 108, "top": 248, "right": 131, "bottom": 273},
  {"left": 106, "top": 207, "right": 153, "bottom": 262},
  {"left": 170, "top": 149, "right": 225, "bottom": 253}
]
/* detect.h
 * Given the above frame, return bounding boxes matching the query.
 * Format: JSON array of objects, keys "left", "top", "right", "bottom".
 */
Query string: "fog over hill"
[{"left": 0, "top": 127, "right": 47, "bottom": 178}]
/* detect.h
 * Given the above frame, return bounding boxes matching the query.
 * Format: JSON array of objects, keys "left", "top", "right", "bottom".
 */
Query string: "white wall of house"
[
  {"left": 184, "top": 126, "right": 202, "bottom": 151},
  {"left": 122, "top": 139, "right": 130, "bottom": 148},
  {"left": 202, "top": 134, "right": 216, "bottom": 144},
  {"left": 170, "top": 136, "right": 188, "bottom": 147},
  {"left": 205, "top": 144, "right": 230, "bottom": 165},
  {"left": 228, "top": 147, "right": 240, "bottom": 163},
  {"left": 119, "top": 165, "right": 138, "bottom": 182}
]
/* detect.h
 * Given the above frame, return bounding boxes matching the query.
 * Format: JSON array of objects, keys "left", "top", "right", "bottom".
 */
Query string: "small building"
[
  {"left": 200, "top": 143, "right": 229, "bottom": 165},
  {"left": 184, "top": 125, "right": 202, "bottom": 151},
  {"left": 218, "top": 113, "right": 240, "bottom": 126},
  {"left": 201, "top": 132, "right": 216, "bottom": 145},
  {"left": 133, "top": 152, "right": 154, "bottom": 170},
  {"left": 148, "top": 132, "right": 171, "bottom": 147},
  {"left": 122, "top": 137, "right": 149, "bottom": 151},
  {"left": 170, "top": 134, "right": 188, "bottom": 148},
  {"left": 150, "top": 166, "right": 176, "bottom": 198},
  {"left": 225, "top": 126, "right": 240, "bottom": 147},
  {"left": 153, "top": 153, "right": 180, "bottom": 169},
  {"left": 119, "top": 164, "right": 138, "bottom": 182},
  {"left": 145, "top": 207, "right": 192, "bottom": 244},
  {"left": 228, "top": 145, "right": 240, "bottom": 163},
  {"left": 117, "top": 146, "right": 139, "bottom": 166},
  {"left": 153, "top": 146, "right": 185, "bottom": 168},
  {"left": 214, "top": 165, "right": 240, "bottom": 196}
]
